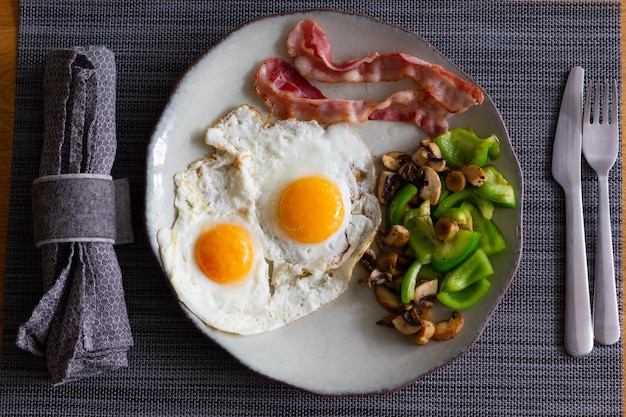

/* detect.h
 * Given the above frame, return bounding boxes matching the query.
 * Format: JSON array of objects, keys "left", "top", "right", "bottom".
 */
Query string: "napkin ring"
[{"left": 32, "top": 173, "right": 116, "bottom": 247}]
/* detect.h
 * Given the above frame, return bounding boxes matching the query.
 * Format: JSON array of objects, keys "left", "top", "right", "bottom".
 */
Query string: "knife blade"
[{"left": 551, "top": 66, "right": 594, "bottom": 357}]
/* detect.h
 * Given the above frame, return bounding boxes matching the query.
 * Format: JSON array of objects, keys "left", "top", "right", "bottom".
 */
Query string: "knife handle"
[
  {"left": 593, "top": 174, "right": 620, "bottom": 345},
  {"left": 563, "top": 188, "right": 594, "bottom": 356}
]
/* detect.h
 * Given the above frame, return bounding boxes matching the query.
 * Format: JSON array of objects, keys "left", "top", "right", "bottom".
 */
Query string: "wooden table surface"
[
  {"left": 0, "top": 0, "right": 18, "bottom": 343},
  {"left": 0, "top": 0, "right": 624, "bottom": 403}
]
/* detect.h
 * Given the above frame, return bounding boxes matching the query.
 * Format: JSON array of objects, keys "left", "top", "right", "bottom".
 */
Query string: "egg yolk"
[
  {"left": 195, "top": 224, "right": 254, "bottom": 284},
  {"left": 278, "top": 176, "right": 345, "bottom": 244}
]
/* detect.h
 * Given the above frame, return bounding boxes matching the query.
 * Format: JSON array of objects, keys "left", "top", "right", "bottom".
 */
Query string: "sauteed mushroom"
[
  {"left": 412, "top": 140, "right": 447, "bottom": 172},
  {"left": 434, "top": 217, "right": 460, "bottom": 241},
  {"left": 414, "top": 279, "right": 438, "bottom": 304},
  {"left": 408, "top": 320, "right": 435, "bottom": 345},
  {"left": 398, "top": 161, "right": 423, "bottom": 183},
  {"left": 392, "top": 314, "right": 423, "bottom": 335},
  {"left": 461, "top": 165, "right": 489, "bottom": 187},
  {"left": 374, "top": 284, "right": 403, "bottom": 313},
  {"left": 432, "top": 311, "right": 464, "bottom": 341},
  {"left": 366, "top": 268, "right": 391, "bottom": 288},
  {"left": 418, "top": 166, "right": 442, "bottom": 205},
  {"left": 381, "top": 151, "right": 411, "bottom": 171},
  {"left": 380, "top": 224, "right": 411, "bottom": 248},
  {"left": 445, "top": 170, "right": 466, "bottom": 192},
  {"left": 358, "top": 248, "right": 377, "bottom": 272},
  {"left": 376, "top": 251, "right": 399, "bottom": 272},
  {"left": 377, "top": 171, "right": 402, "bottom": 204}
]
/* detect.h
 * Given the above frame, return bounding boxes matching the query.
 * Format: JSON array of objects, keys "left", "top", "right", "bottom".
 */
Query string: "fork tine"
[
  {"left": 602, "top": 80, "right": 610, "bottom": 124},
  {"left": 593, "top": 80, "right": 601, "bottom": 124}
]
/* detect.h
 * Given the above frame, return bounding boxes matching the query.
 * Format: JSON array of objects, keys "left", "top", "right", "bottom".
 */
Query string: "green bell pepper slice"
[
  {"left": 440, "top": 248, "right": 494, "bottom": 292},
  {"left": 461, "top": 202, "right": 507, "bottom": 255},
  {"left": 432, "top": 229, "right": 481, "bottom": 272},
  {"left": 433, "top": 188, "right": 474, "bottom": 219},
  {"left": 403, "top": 202, "right": 439, "bottom": 265},
  {"left": 416, "top": 263, "right": 445, "bottom": 282},
  {"left": 437, "top": 279, "right": 492, "bottom": 310},
  {"left": 470, "top": 194, "right": 495, "bottom": 220},
  {"left": 388, "top": 183, "right": 418, "bottom": 225},
  {"left": 400, "top": 260, "right": 422, "bottom": 304},
  {"left": 433, "top": 128, "right": 500, "bottom": 169},
  {"left": 474, "top": 165, "right": 516, "bottom": 208}
]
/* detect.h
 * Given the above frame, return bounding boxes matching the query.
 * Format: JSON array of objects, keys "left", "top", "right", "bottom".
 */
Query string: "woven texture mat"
[{"left": 1, "top": 1, "right": 623, "bottom": 415}]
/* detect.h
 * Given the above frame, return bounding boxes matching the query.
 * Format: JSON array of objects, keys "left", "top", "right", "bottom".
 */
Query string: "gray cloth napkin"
[{"left": 15, "top": 46, "right": 133, "bottom": 386}]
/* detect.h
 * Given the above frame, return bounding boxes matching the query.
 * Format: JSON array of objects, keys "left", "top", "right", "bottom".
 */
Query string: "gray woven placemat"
[{"left": 1, "top": 1, "right": 622, "bottom": 416}]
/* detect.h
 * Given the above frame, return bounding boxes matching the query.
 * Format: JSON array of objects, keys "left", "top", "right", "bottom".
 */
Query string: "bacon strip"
[
  {"left": 254, "top": 58, "right": 454, "bottom": 136},
  {"left": 286, "top": 19, "right": 483, "bottom": 114}
]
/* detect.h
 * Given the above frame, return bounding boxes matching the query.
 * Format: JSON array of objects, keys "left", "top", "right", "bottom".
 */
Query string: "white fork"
[{"left": 582, "top": 79, "right": 620, "bottom": 345}]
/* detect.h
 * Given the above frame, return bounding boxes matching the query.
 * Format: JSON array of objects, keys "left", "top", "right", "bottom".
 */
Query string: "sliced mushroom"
[
  {"left": 374, "top": 284, "right": 403, "bottom": 313},
  {"left": 461, "top": 165, "right": 489, "bottom": 187},
  {"left": 418, "top": 166, "right": 442, "bottom": 205},
  {"left": 411, "top": 142, "right": 447, "bottom": 172},
  {"left": 418, "top": 138, "right": 431, "bottom": 147},
  {"left": 422, "top": 140, "right": 443, "bottom": 158},
  {"left": 398, "top": 161, "right": 423, "bottom": 183},
  {"left": 417, "top": 306, "right": 432, "bottom": 321},
  {"left": 413, "top": 279, "right": 439, "bottom": 304},
  {"left": 381, "top": 152, "right": 411, "bottom": 171},
  {"left": 434, "top": 217, "right": 460, "bottom": 241},
  {"left": 405, "top": 305, "right": 423, "bottom": 323},
  {"left": 427, "top": 159, "right": 447, "bottom": 173},
  {"left": 445, "top": 170, "right": 467, "bottom": 192},
  {"left": 376, "top": 171, "right": 402, "bottom": 204},
  {"left": 365, "top": 268, "right": 391, "bottom": 288},
  {"left": 380, "top": 224, "right": 411, "bottom": 248},
  {"left": 432, "top": 311, "right": 464, "bottom": 341},
  {"left": 359, "top": 248, "right": 377, "bottom": 272},
  {"left": 408, "top": 319, "right": 435, "bottom": 345},
  {"left": 411, "top": 146, "right": 430, "bottom": 167},
  {"left": 392, "top": 313, "right": 422, "bottom": 335},
  {"left": 376, "top": 251, "right": 399, "bottom": 272}
]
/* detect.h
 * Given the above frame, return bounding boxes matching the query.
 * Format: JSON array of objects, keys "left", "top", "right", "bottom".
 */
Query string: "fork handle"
[
  {"left": 593, "top": 174, "right": 620, "bottom": 345},
  {"left": 564, "top": 188, "right": 594, "bottom": 356}
]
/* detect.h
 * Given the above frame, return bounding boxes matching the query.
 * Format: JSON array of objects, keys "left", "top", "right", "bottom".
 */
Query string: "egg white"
[{"left": 157, "top": 105, "right": 381, "bottom": 335}]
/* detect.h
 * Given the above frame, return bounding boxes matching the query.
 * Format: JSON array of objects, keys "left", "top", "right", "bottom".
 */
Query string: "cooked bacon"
[
  {"left": 254, "top": 58, "right": 454, "bottom": 135},
  {"left": 286, "top": 19, "right": 483, "bottom": 114},
  {"left": 368, "top": 90, "right": 453, "bottom": 136}
]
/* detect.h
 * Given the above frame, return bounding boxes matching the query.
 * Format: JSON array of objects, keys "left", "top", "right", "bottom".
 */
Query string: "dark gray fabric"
[
  {"left": 1, "top": 0, "right": 622, "bottom": 415},
  {"left": 32, "top": 175, "right": 116, "bottom": 245},
  {"left": 13, "top": 46, "right": 133, "bottom": 386}
]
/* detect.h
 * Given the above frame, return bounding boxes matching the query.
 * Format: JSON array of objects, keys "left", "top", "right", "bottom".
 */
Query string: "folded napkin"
[{"left": 16, "top": 46, "right": 133, "bottom": 386}]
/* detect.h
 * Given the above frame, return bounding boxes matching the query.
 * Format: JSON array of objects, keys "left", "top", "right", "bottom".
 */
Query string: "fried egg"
[{"left": 157, "top": 105, "right": 381, "bottom": 335}]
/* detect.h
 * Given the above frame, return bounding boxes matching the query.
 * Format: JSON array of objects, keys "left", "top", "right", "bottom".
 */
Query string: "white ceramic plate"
[{"left": 145, "top": 10, "right": 523, "bottom": 395}]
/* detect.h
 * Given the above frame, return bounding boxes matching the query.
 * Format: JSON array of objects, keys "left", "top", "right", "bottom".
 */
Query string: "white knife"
[{"left": 551, "top": 66, "right": 594, "bottom": 357}]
